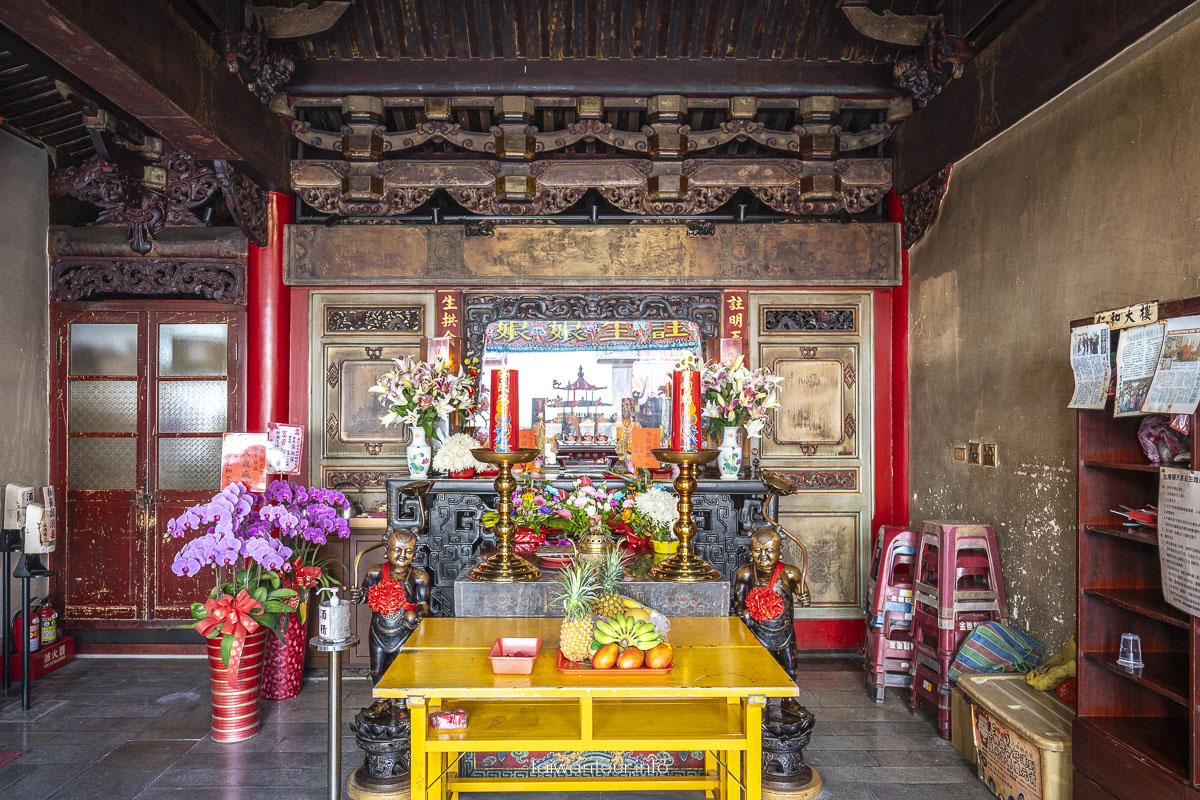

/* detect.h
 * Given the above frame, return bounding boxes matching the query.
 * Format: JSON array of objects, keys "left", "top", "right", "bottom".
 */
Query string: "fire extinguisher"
[
  {"left": 39, "top": 598, "right": 57, "bottom": 646},
  {"left": 10, "top": 602, "right": 39, "bottom": 655}
]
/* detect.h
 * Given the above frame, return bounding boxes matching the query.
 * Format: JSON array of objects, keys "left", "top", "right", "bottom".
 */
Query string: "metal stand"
[
  {"left": 1, "top": 533, "right": 54, "bottom": 710},
  {"left": 648, "top": 448, "right": 723, "bottom": 582},
  {"left": 311, "top": 634, "right": 360, "bottom": 800},
  {"left": 468, "top": 448, "right": 541, "bottom": 583}
]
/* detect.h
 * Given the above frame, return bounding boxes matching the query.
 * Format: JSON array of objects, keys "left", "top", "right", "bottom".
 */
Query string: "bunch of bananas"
[{"left": 593, "top": 614, "right": 663, "bottom": 651}]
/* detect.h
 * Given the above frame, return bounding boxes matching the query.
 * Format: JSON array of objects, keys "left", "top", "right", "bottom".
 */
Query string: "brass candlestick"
[
  {"left": 469, "top": 448, "right": 542, "bottom": 583},
  {"left": 648, "top": 448, "right": 722, "bottom": 582}
]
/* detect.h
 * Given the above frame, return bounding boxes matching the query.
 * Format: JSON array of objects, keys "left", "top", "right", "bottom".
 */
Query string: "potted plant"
[
  {"left": 166, "top": 482, "right": 300, "bottom": 742},
  {"left": 254, "top": 479, "right": 351, "bottom": 700},
  {"left": 631, "top": 484, "right": 680, "bottom": 561},
  {"left": 432, "top": 432, "right": 486, "bottom": 478},
  {"left": 370, "top": 355, "right": 479, "bottom": 478},
  {"left": 701, "top": 356, "right": 784, "bottom": 480}
]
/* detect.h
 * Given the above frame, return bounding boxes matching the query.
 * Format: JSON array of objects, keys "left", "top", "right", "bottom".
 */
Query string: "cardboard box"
[
  {"left": 951, "top": 686, "right": 977, "bottom": 766},
  {"left": 8, "top": 635, "right": 74, "bottom": 680}
]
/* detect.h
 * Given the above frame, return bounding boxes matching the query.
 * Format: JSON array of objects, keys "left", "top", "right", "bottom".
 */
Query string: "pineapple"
[
  {"left": 553, "top": 561, "right": 598, "bottom": 663},
  {"left": 592, "top": 547, "right": 626, "bottom": 618}
]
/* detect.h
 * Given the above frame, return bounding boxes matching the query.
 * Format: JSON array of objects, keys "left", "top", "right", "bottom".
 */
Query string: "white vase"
[
  {"left": 717, "top": 426, "right": 742, "bottom": 480},
  {"left": 407, "top": 427, "right": 432, "bottom": 478}
]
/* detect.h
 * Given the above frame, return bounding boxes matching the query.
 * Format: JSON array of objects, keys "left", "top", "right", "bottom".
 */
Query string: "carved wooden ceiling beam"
[
  {"left": 290, "top": 157, "right": 892, "bottom": 218},
  {"left": 285, "top": 93, "right": 911, "bottom": 161},
  {"left": 0, "top": 0, "right": 290, "bottom": 189}
]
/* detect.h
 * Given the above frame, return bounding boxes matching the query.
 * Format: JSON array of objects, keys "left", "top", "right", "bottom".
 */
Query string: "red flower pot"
[
  {"left": 207, "top": 628, "right": 267, "bottom": 743},
  {"left": 449, "top": 468, "right": 477, "bottom": 478},
  {"left": 261, "top": 610, "right": 306, "bottom": 701}
]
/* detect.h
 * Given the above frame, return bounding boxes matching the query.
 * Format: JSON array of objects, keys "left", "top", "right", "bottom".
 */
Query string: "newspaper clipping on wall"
[
  {"left": 1114, "top": 322, "right": 1166, "bottom": 417},
  {"left": 1068, "top": 323, "right": 1111, "bottom": 410},
  {"left": 1158, "top": 467, "right": 1200, "bottom": 618},
  {"left": 1143, "top": 314, "right": 1200, "bottom": 415}
]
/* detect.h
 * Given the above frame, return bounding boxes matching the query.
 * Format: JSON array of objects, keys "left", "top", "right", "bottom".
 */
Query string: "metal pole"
[
  {"left": 21, "top": 572, "right": 31, "bottom": 710},
  {"left": 2, "top": 544, "right": 10, "bottom": 695},
  {"left": 327, "top": 648, "right": 342, "bottom": 800}
]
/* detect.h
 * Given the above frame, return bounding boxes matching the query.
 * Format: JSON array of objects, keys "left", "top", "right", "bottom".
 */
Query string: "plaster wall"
[
  {"left": 0, "top": 130, "right": 50, "bottom": 616},
  {"left": 908, "top": 8, "right": 1200, "bottom": 649}
]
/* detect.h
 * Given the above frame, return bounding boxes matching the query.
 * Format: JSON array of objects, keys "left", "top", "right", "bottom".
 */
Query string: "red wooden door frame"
[{"left": 50, "top": 302, "right": 246, "bottom": 627}]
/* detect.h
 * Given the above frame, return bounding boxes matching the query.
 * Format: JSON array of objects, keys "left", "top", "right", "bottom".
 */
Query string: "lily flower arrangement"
[
  {"left": 369, "top": 355, "right": 478, "bottom": 443},
  {"left": 699, "top": 356, "right": 784, "bottom": 439}
]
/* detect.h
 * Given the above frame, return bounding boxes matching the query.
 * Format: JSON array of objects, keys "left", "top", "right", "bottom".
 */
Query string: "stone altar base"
[{"left": 453, "top": 554, "right": 730, "bottom": 617}]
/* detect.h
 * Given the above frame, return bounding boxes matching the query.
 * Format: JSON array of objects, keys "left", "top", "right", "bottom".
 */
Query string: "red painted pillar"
[
  {"left": 246, "top": 192, "right": 293, "bottom": 431},
  {"left": 888, "top": 190, "right": 910, "bottom": 526}
]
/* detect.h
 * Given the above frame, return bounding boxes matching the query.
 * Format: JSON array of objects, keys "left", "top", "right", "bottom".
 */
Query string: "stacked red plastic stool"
[
  {"left": 862, "top": 525, "right": 918, "bottom": 704},
  {"left": 909, "top": 520, "right": 1007, "bottom": 738}
]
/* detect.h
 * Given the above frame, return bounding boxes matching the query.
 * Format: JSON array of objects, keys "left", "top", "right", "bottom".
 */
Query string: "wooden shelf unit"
[{"left": 1074, "top": 296, "right": 1200, "bottom": 800}]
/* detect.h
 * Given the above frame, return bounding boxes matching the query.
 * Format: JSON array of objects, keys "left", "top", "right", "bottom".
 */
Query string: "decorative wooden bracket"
[
  {"left": 291, "top": 157, "right": 893, "bottom": 218},
  {"left": 51, "top": 150, "right": 219, "bottom": 254},
  {"left": 213, "top": 160, "right": 269, "bottom": 247},
  {"left": 893, "top": 21, "right": 973, "bottom": 109},
  {"left": 217, "top": 11, "right": 295, "bottom": 104},
  {"left": 901, "top": 164, "right": 952, "bottom": 249}
]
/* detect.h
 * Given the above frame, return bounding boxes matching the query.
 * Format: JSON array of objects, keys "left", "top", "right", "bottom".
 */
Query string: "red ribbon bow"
[
  {"left": 195, "top": 590, "right": 263, "bottom": 688},
  {"left": 285, "top": 557, "right": 324, "bottom": 589}
]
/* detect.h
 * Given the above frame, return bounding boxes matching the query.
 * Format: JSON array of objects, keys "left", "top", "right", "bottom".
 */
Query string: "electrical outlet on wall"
[
  {"left": 967, "top": 442, "right": 981, "bottom": 464},
  {"left": 953, "top": 445, "right": 967, "bottom": 462}
]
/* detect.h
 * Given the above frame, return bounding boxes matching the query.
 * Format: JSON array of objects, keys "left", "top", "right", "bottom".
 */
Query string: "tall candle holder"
[
  {"left": 469, "top": 448, "right": 542, "bottom": 583},
  {"left": 649, "top": 448, "right": 723, "bottom": 582}
]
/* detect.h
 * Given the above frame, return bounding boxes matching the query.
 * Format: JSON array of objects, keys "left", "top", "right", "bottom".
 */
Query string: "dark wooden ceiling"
[
  {"left": 202, "top": 0, "right": 947, "bottom": 63},
  {"left": 0, "top": 44, "right": 93, "bottom": 163}
]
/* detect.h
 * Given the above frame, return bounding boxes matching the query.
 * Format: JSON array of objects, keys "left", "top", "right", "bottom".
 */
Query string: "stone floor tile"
[
  {"left": 805, "top": 749, "right": 881, "bottom": 767},
  {"left": 866, "top": 780, "right": 994, "bottom": 799},
  {"left": 0, "top": 762, "right": 90, "bottom": 796},
  {"left": 153, "top": 765, "right": 324, "bottom": 788},
  {"left": 49, "top": 740, "right": 196, "bottom": 800},
  {"left": 817, "top": 765, "right": 977, "bottom": 785},
  {"left": 869, "top": 748, "right": 974, "bottom": 766}
]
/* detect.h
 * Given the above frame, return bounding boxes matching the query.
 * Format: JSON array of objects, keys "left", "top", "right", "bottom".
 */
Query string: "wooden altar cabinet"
[{"left": 385, "top": 476, "right": 773, "bottom": 617}]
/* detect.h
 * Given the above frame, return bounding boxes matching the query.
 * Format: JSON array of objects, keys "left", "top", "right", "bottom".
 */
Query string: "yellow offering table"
[{"left": 375, "top": 616, "right": 797, "bottom": 800}]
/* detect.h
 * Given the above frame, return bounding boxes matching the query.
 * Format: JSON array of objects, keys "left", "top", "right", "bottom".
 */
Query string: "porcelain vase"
[
  {"left": 717, "top": 426, "right": 743, "bottom": 480},
  {"left": 408, "top": 427, "right": 432, "bottom": 478}
]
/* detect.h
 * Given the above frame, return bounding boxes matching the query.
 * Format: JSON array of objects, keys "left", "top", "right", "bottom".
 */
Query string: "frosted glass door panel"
[
  {"left": 69, "top": 381, "right": 138, "bottom": 433},
  {"left": 157, "top": 380, "right": 228, "bottom": 433},
  {"left": 158, "top": 324, "right": 228, "bottom": 376},
  {"left": 158, "top": 437, "right": 222, "bottom": 490},
  {"left": 70, "top": 323, "right": 138, "bottom": 376},
  {"left": 69, "top": 437, "right": 137, "bottom": 490}
]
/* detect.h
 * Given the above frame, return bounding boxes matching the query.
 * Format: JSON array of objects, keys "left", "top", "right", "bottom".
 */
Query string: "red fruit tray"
[{"left": 554, "top": 650, "right": 673, "bottom": 676}]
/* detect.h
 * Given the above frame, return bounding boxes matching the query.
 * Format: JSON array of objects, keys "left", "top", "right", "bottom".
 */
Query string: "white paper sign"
[
  {"left": 266, "top": 423, "right": 305, "bottom": 474},
  {"left": 1068, "top": 323, "right": 1111, "bottom": 409},
  {"left": 1158, "top": 467, "right": 1200, "bottom": 617},
  {"left": 1114, "top": 322, "right": 1166, "bottom": 417},
  {"left": 1143, "top": 315, "right": 1200, "bottom": 415}
]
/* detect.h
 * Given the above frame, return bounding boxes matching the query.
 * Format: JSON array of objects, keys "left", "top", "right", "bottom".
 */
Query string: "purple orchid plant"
[{"left": 167, "top": 480, "right": 352, "bottom": 644}]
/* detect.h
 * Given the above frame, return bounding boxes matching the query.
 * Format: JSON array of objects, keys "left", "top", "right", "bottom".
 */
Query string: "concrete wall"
[
  {"left": 0, "top": 130, "right": 50, "bottom": 616},
  {"left": 908, "top": 8, "right": 1200, "bottom": 649}
]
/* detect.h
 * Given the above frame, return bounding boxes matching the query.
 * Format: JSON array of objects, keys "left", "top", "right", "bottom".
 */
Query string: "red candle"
[
  {"left": 670, "top": 369, "right": 702, "bottom": 452},
  {"left": 489, "top": 368, "right": 519, "bottom": 452}
]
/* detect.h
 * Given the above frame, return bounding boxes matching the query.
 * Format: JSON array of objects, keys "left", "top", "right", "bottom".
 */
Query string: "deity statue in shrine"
[{"left": 351, "top": 527, "right": 432, "bottom": 685}]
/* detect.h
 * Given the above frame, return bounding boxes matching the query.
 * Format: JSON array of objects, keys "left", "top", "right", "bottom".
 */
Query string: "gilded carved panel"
[
  {"left": 760, "top": 343, "right": 859, "bottom": 459},
  {"left": 778, "top": 511, "right": 862, "bottom": 608}
]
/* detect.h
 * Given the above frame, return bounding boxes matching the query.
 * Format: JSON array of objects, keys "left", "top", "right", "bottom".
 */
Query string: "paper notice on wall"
[
  {"left": 1068, "top": 323, "right": 1111, "bottom": 409},
  {"left": 220, "top": 432, "right": 268, "bottom": 491},
  {"left": 1158, "top": 467, "right": 1200, "bottom": 617},
  {"left": 1114, "top": 322, "right": 1166, "bottom": 417},
  {"left": 1143, "top": 315, "right": 1200, "bottom": 415},
  {"left": 266, "top": 423, "right": 305, "bottom": 474}
]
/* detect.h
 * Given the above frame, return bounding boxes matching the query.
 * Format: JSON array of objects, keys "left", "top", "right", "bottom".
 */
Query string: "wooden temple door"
[{"left": 52, "top": 308, "right": 244, "bottom": 624}]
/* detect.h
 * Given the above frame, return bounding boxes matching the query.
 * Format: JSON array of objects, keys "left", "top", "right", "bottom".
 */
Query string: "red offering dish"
[
  {"left": 488, "top": 637, "right": 542, "bottom": 674},
  {"left": 555, "top": 650, "right": 673, "bottom": 676}
]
